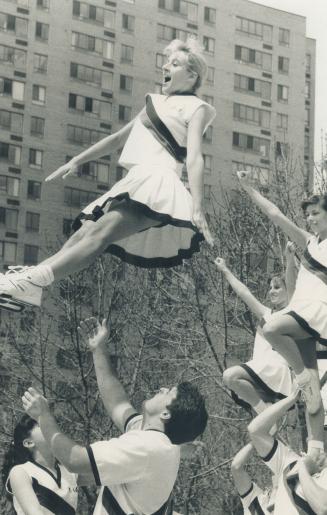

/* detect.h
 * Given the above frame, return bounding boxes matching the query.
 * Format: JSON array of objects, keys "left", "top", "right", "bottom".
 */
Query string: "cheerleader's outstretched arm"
[
  {"left": 46, "top": 109, "right": 144, "bottom": 182},
  {"left": 215, "top": 257, "right": 267, "bottom": 319},
  {"left": 186, "top": 105, "right": 214, "bottom": 246},
  {"left": 284, "top": 241, "right": 299, "bottom": 301},
  {"left": 231, "top": 443, "right": 255, "bottom": 496},
  {"left": 237, "top": 171, "right": 310, "bottom": 249}
]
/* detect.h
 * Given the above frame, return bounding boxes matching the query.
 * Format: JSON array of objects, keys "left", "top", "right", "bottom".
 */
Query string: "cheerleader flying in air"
[
  {"left": 2, "top": 414, "right": 78, "bottom": 515},
  {"left": 237, "top": 169, "right": 327, "bottom": 450},
  {"left": 0, "top": 38, "right": 215, "bottom": 311},
  {"left": 215, "top": 243, "right": 296, "bottom": 417}
]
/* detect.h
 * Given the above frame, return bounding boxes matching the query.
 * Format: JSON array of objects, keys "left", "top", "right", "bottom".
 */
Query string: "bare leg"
[
  {"left": 41, "top": 203, "right": 161, "bottom": 281},
  {"left": 223, "top": 366, "right": 263, "bottom": 408}
]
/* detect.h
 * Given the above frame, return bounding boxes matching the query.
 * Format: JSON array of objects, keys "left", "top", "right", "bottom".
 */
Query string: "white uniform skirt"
[
  {"left": 285, "top": 300, "right": 327, "bottom": 346},
  {"left": 241, "top": 358, "right": 295, "bottom": 403},
  {"left": 72, "top": 164, "right": 204, "bottom": 268}
]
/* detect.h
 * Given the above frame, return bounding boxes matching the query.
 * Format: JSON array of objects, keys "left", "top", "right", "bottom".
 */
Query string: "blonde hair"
[{"left": 164, "top": 37, "right": 208, "bottom": 91}]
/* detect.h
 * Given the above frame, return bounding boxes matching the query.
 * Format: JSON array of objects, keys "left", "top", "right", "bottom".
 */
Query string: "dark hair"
[
  {"left": 301, "top": 194, "right": 327, "bottom": 214},
  {"left": 2, "top": 415, "right": 37, "bottom": 487},
  {"left": 164, "top": 382, "right": 208, "bottom": 445}
]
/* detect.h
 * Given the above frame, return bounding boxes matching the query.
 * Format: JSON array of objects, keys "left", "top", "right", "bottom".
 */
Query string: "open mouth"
[{"left": 163, "top": 75, "right": 171, "bottom": 85}]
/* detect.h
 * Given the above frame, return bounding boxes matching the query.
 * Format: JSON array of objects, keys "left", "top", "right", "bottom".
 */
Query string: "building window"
[
  {"left": 156, "top": 53, "right": 165, "bottom": 69},
  {"left": 71, "top": 31, "right": 114, "bottom": 59},
  {"left": 236, "top": 16, "right": 272, "bottom": 42},
  {"left": 306, "top": 54, "right": 311, "bottom": 74},
  {"left": 0, "top": 110, "right": 23, "bottom": 133},
  {"left": 76, "top": 161, "right": 110, "bottom": 184},
  {"left": 232, "top": 161, "right": 269, "bottom": 185},
  {"left": 235, "top": 45, "right": 272, "bottom": 71},
  {"left": 0, "top": 207, "right": 18, "bottom": 230},
  {"left": 122, "top": 13, "right": 135, "bottom": 32},
  {"left": 26, "top": 211, "right": 40, "bottom": 232},
  {"left": 24, "top": 245, "right": 39, "bottom": 265},
  {"left": 30, "top": 116, "right": 45, "bottom": 137},
  {"left": 304, "top": 134, "right": 310, "bottom": 154},
  {"left": 277, "top": 113, "right": 288, "bottom": 131},
  {"left": 305, "top": 108, "right": 310, "bottom": 126},
  {"left": 233, "top": 103, "right": 270, "bottom": 128},
  {"left": 32, "top": 84, "right": 46, "bottom": 105},
  {"left": 121, "top": 44, "right": 134, "bottom": 64},
  {"left": 27, "top": 180, "right": 41, "bottom": 200},
  {"left": 157, "top": 23, "right": 194, "bottom": 41},
  {"left": 67, "top": 125, "right": 107, "bottom": 146},
  {"left": 203, "top": 36, "right": 215, "bottom": 55},
  {"left": 29, "top": 148, "right": 43, "bottom": 168},
  {"left": 305, "top": 81, "right": 310, "bottom": 99},
  {"left": 72, "top": 1, "right": 115, "bottom": 28},
  {"left": 277, "top": 84, "right": 289, "bottom": 103},
  {"left": 203, "top": 125, "right": 213, "bottom": 143},
  {"left": 35, "top": 21, "right": 49, "bottom": 41},
  {"left": 64, "top": 187, "right": 98, "bottom": 208},
  {"left": 37, "top": 0, "right": 50, "bottom": 9},
  {"left": 0, "top": 241, "right": 17, "bottom": 262},
  {"left": 63, "top": 218, "right": 72, "bottom": 236},
  {"left": 234, "top": 73, "right": 271, "bottom": 100},
  {"left": 120, "top": 74, "right": 133, "bottom": 93},
  {"left": 233, "top": 131, "right": 270, "bottom": 157},
  {"left": 206, "top": 67, "right": 214, "bottom": 84},
  {"left": 203, "top": 154, "right": 213, "bottom": 173},
  {"left": 0, "top": 78, "right": 25, "bottom": 101},
  {"left": 0, "top": 44, "right": 26, "bottom": 68},
  {"left": 278, "top": 56, "right": 289, "bottom": 74},
  {"left": 279, "top": 27, "right": 290, "bottom": 46},
  {"left": 0, "top": 13, "right": 28, "bottom": 38},
  {"left": 202, "top": 94, "right": 214, "bottom": 106},
  {"left": 204, "top": 6, "right": 216, "bottom": 24},
  {"left": 0, "top": 175, "right": 20, "bottom": 196},
  {"left": 118, "top": 105, "right": 132, "bottom": 122},
  {"left": 0, "top": 142, "right": 21, "bottom": 165},
  {"left": 70, "top": 62, "right": 113, "bottom": 90},
  {"left": 33, "top": 53, "right": 48, "bottom": 73},
  {"left": 204, "top": 184, "right": 211, "bottom": 200}
]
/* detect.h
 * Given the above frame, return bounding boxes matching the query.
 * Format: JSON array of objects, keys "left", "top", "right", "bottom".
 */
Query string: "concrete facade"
[{"left": 0, "top": 0, "right": 315, "bottom": 268}]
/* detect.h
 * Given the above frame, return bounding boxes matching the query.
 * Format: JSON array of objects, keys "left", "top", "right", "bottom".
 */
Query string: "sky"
[{"left": 250, "top": 0, "right": 327, "bottom": 162}]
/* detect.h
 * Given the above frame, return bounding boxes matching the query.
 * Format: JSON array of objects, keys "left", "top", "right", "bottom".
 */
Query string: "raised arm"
[
  {"left": 248, "top": 390, "right": 299, "bottom": 458},
  {"left": 79, "top": 318, "right": 137, "bottom": 433},
  {"left": 284, "top": 241, "right": 299, "bottom": 301},
  {"left": 215, "top": 257, "right": 267, "bottom": 319},
  {"left": 186, "top": 105, "right": 214, "bottom": 246},
  {"left": 231, "top": 443, "right": 254, "bottom": 496},
  {"left": 9, "top": 467, "right": 46, "bottom": 515},
  {"left": 237, "top": 171, "right": 310, "bottom": 249},
  {"left": 46, "top": 110, "right": 143, "bottom": 182}
]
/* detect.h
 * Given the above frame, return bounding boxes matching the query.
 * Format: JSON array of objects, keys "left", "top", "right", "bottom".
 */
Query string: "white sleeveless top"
[
  {"left": 119, "top": 93, "right": 216, "bottom": 173},
  {"left": 291, "top": 236, "right": 327, "bottom": 303}
]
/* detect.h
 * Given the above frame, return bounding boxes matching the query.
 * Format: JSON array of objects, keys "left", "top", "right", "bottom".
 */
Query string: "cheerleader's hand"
[
  {"left": 285, "top": 241, "right": 296, "bottom": 256},
  {"left": 78, "top": 317, "right": 109, "bottom": 352},
  {"left": 214, "top": 257, "right": 228, "bottom": 272},
  {"left": 237, "top": 170, "right": 252, "bottom": 186},
  {"left": 22, "top": 387, "right": 50, "bottom": 420},
  {"left": 192, "top": 207, "right": 214, "bottom": 246},
  {"left": 45, "top": 158, "right": 79, "bottom": 182}
]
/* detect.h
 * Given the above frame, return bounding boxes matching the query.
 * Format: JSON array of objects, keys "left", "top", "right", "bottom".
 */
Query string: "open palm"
[{"left": 78, "top": 317, "right": 108, "bottom": 351}]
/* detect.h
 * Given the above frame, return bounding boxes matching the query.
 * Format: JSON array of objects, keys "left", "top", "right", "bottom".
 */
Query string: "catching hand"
[
  {"left": 237, "top": 170, "right": 252, "bottom": 186},
  {"left": 78, "top": 317, "right": 109, "bottom": 352},
  {"left": 45, "top": 158, "right": 79, "bottom": 182},
  {"left": 22, "top": 387, "right": 50, "bottom": 420},
  {"left": 192, "top": 207, "right": 214, "bottom": 246}
]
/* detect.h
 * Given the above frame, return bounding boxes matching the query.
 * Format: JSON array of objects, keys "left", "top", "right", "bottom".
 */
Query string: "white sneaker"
[
  {"left": 298, "top": 372, "right": 321, "bottom": 415},
  {"left": 0, "top": 266, "right": 42, "bottom": 311}
]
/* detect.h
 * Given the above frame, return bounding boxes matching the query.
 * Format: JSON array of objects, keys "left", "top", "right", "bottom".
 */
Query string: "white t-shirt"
[
  {"left": 89, "top": 414, "right": 180, "bottom": 515},
  {"left": 262, "top": 439, "right": 327, "bottom": 514},
  {"left": 7, "top": 460, "right": 78, "bottom": 515},
  {"left": 240, "top": 482, "right": 271, "bottom": 514}
]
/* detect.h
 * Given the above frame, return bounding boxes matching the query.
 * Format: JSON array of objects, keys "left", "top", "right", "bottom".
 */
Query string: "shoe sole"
[{"left": 0, "top": 293, "right": 40, "bottom": 312}]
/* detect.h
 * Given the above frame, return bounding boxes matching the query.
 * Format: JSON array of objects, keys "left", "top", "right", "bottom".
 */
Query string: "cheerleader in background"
[
  {"left": 215, "top": 241, "right": 296, "bottom": 417},
  {"left": 0, "top": 38, "right": 215, "bottom": 312},
  {"left": 2, "top": 414, "right": 78, "bottom": 515}
]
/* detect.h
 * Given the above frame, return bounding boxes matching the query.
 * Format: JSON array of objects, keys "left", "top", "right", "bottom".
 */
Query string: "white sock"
[
  {"left": 308, "top": 440, "right": 324, "bottom": 452},
  {"left": 295, "top": 369, "right": 311, "bottom": 386},
  {"left": 253, "top": 400, "right": 269, "bottom": 414},
  {"left": 27, "top": 265, "right": 54, "bottom": 287}
]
